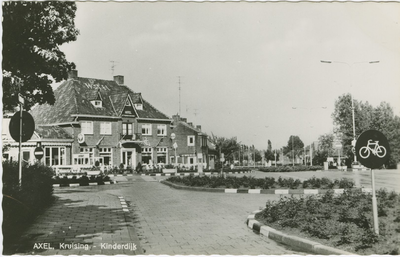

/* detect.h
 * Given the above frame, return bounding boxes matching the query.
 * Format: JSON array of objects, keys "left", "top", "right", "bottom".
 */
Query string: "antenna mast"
[
  {"left": 110, "top": 60, "right": 119, "bottom": 76},
  {"left": 178, "top": 76, "right": 181, "bottom": 115}
]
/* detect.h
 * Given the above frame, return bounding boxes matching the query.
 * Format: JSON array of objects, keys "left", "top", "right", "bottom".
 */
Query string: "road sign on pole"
[
  {"left": 34, "top": 147, "right": 44, "bottom": 160},
  {"left": 355, "top": 130, "right": 391, "bottom": 235}
]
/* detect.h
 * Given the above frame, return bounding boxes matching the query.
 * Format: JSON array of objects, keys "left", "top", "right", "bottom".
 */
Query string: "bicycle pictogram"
[{"left": 359, "top": 139, "right": 387, "bottom": 159}]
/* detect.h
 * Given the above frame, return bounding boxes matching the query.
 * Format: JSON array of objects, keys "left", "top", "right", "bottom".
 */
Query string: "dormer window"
[
  {"left": 91, "top": 100, "right": 102, "bottom": 108},
  {"left": 135, "top": 103, "right": 143, "bottom": 110}
]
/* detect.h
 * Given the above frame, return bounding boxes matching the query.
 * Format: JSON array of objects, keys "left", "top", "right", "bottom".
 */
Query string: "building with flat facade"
[{"left": 4, "top": 70, "right": 173, "bottom": 170}]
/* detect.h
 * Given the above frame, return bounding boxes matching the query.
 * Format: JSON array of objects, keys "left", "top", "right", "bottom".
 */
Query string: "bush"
[
  {"left": 258, "top": 165, "right": 323, "bottom": 173},
  {"left": 2, "top": 161, "right": 54, "bottom": 250},
  {"left": 256, "top": 189, "right": 400, "bottom": 254},
  {"left": 166, "top": 175, "right": 354, "bottom": 190}
]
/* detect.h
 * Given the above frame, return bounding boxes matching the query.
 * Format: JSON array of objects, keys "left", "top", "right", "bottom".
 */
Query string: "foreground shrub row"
[
  {"left": 2, "top": 161, "right": 54, "bottom": 252},
  {"left": 52, "top": 175, "right": 111, "bottom": 186},
  {"left": 143, "top": 167, "right": 252, "bottom": 175},
  {"left": 258, "top": 165, "right": 323, "bottom": 173},
  {"left": 166, "top": 175, "right": 354, "bottom": 189},
  {"left": 256, "top": 189, "right": 400, "bottom": 254}
]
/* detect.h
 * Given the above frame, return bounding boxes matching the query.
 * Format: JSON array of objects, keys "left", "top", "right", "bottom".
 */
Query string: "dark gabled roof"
[
  {"left": 35, "top": 125, "right": 73, "bottom": 139},
  {"left": 136, "top": 99, "right": 170, "bottom": 120},
  {"left": 30, "top": 76, "right": 170, "bottom": 124}
]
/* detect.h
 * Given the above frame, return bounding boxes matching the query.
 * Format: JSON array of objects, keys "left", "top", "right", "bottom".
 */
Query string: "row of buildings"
[{"left": 2, "top": 71, "right": 218, "bottom": 171}]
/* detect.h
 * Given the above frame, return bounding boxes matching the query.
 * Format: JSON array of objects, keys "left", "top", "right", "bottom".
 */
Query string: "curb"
[
  {"left": 246, "top": 211, "right": 355, "bottom": 255},
  {"left": 53, "top": 181, "right": 117, "bottom": 187},
  {"left": 141, "top": 171, "right": 253, "bottom": 177},
  {"left": 161, "top": 180, "right": 372, "bottom": 195}
]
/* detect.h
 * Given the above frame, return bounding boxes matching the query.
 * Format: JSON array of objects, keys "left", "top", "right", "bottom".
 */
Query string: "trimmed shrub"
[
  {"left": 2, "top": 161, "right": 54, "bottom": 250},
  {"left": 258, "top": 165, "right": 323, "bottom": 173},
  {"left": 256, "top": 189, "right": 400, "bottom": 254}
]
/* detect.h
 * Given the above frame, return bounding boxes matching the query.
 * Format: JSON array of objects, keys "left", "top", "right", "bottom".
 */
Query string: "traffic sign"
[
  {"left": 355, "top": 130, "right": 390, "bottom": 169},
  {"left": 34, "top": 147, "right": 44, "bottom": 160},
  {"left": 9, "top": 111, "right": 35, "bottom": 142},
  {"left": 173, "top": 142, "right": 178, "bottom": 149}
]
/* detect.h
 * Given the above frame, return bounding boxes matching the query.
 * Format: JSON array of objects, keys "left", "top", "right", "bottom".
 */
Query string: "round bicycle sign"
[{"left": 355, "top": 130, "right": 390, "bottom": 169}]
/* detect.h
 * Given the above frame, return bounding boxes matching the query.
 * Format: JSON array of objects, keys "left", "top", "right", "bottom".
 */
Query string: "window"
[
  {"left": 81, "top": 121, "right": 93, "bottom": 134},
  {"left": 100, "top": 122, "right": 112, "bottom": 135},
  {"left": 122, "top": 123, "right": 133, "bottom": 135},
  {"left": 23, "top": 151, "right": 31, "bottom": 164},
  {"left": 91, "top": 100, "right": 102, "bottom": 108},
  {"left": 157, "top": 125, "right": 167, "bottom": 136},
  {"left": 99, "top": 147, "right": 112, "bottom": 166},
  {"left": 142, "top": 124, "right": 152, "bottom": 135},
  {"left": 188, "top": 136, "right": 195, "bottom": 146},
  {"left": 135, "top": 103, "right": 143, "bottom": 110},
  {"left": 45, "top": 147, "right": 66, "bottom": 166},
  {"left": 79, "top": 147, "right": 94, "bottom": 165}
]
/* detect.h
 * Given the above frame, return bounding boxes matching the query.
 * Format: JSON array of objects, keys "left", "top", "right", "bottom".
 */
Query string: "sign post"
[
  {"left": 220, "top": 153, "right": 225, "bottom": 176},
  {"left": 9, "top": 108, "right": 35, "bottom": 186},
  {"left": 19, "top": 97, "right": 23, "bottom": 186},
  {"left": 355, "top": 130, "right": 390, "bottom": 235}
]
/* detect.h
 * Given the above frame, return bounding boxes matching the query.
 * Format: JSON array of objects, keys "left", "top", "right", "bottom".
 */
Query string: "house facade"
[
  {"left": 13, "top": 70, "right": 174, "bottom": 170},
  {"left": 170, "top": 114, "right": 216, "bottom": 169}
]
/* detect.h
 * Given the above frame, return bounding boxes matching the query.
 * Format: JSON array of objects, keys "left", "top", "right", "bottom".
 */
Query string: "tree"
[
  {"left": 209, "top": 133, "right": 240, "bottom": 163},
  {"left": 318, "top": 133, "right": 335, "bottom": 157},
  {"left": 2, "top": 2, "right": 79, "bottom": 111},
  {"left": 267, "top": 140, "right": 272, "bottom": 152},
  {"left": 333, "top": 94, "right": 400, "bottom": 167},
  {"left": 283, "top": 135, "right": 304, "bottom": 158}
]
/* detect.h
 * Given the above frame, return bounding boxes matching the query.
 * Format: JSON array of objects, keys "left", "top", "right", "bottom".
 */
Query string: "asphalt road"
[{"left": 112, "top": 176, "right": 307, "bottom": 255}]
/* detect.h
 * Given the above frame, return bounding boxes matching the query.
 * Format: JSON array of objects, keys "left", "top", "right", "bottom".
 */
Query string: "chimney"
[
  {"left": 181, "top": 118, "right": 187, "bottom": 123},
  {"left": 172, "top": 114, "right": 180, "bottom": 124},
  {"left": 188, "top": 122, "right": 193, "bottom": 127},
  {"left": 196, "top": 125, "right": 201, "bottom": 131},
  {"left": 114, "top": 75, "right": 124, "bottom": 85},
  {"left": 68, "top": 70, "right": 78, "bottom": 79}
]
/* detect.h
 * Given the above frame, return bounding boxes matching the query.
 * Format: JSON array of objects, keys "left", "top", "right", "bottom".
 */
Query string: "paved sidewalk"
[
  {"left": 118, "top": 176, "right": 307, "bottom": 255},
  {"left": 12, "top": 185, "right": 142, "bottom": 255}
]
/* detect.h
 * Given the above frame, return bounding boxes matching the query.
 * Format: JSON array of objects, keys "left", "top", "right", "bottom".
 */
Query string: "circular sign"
[
  {"left": 9, "top": 111, "right": 35, "bottom": 142},
  {"left": 355, "top": 130, "right": 390, "bottom": 169},
  {"left": 77, "top": 133, "right": 85, "bottom": 144},
  {"left": 171, "top": 133, "right": 176, "bottom": 140},
  {"left": 34, "top": 147, "right": 44, "bottom": 160}
]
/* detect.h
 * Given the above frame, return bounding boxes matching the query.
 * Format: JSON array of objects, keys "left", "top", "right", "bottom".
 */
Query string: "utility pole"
[{"left": 178, "top": 76, "right": 182, "bottom": 116}]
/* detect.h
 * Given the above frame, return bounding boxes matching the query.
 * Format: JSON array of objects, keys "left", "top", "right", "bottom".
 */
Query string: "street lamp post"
[
  {"left": 292, "top": 135, "right": 294, "bottom": 167},
  {"left": 320, "top": 60, "right": 380, "bottom": 164}
]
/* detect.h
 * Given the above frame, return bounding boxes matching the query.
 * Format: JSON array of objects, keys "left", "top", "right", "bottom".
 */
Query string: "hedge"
[
  {"left": 2, "top": 161, "right": 54, "bottom": 252},
  {"left": 257, "top": 165, "right": 323, "bottom": 172}
]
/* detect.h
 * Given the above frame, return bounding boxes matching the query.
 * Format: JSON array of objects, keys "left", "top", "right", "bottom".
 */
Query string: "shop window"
[{"left": 45, "top": 147, "right": 66, "bottom": 166}]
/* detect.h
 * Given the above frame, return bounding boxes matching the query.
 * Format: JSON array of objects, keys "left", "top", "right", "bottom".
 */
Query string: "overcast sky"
[{"left": 59, "top": 1, "right": 400, "bottom": 150}]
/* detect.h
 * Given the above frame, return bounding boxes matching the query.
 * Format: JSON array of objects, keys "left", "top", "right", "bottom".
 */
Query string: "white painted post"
[{"left": 371, "top": 169, "right": 379, "bottom": 235}]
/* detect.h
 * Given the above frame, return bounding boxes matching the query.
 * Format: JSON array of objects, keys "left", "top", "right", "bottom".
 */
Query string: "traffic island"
[
  {"left": 161, "top": 180, "right": 372, "bottom": 195},
  {"left": 53, "top": 181, "right": 117, "bottom": 187},
  {"left": 246, "top": 211, "right": 355, "bottom": 255}
]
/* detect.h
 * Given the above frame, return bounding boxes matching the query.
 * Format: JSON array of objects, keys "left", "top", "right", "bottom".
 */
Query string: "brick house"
[
  {"left": 27, "top": 70, "right": 172, "bottom": 170},
  {"left": 170, "top": 114, "right": 216, "bottom": 169}
]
